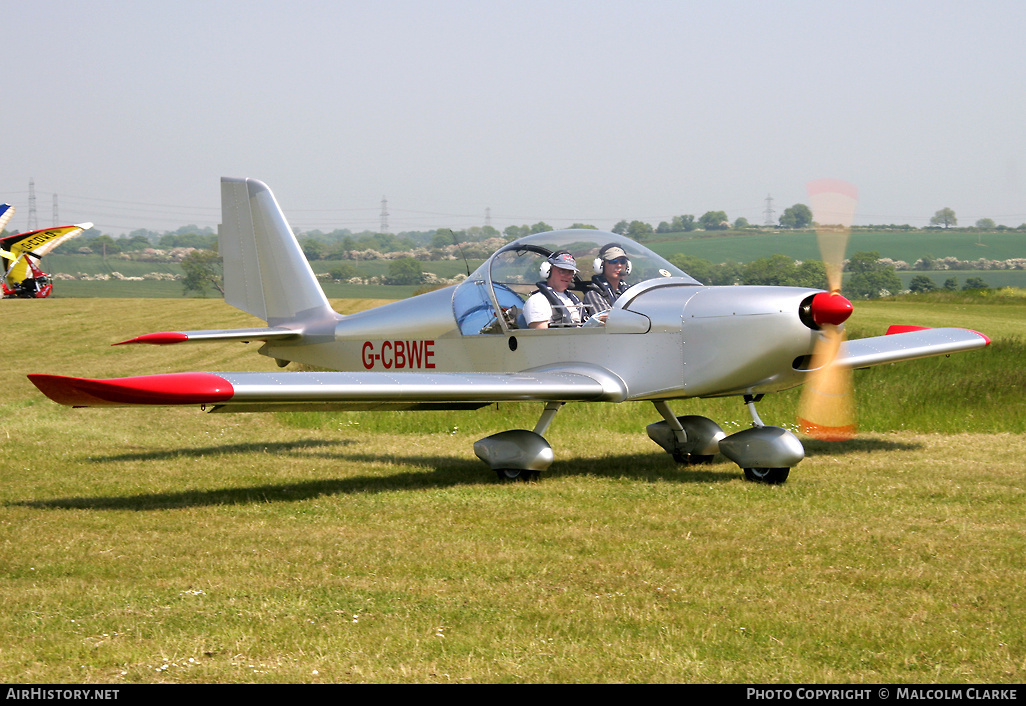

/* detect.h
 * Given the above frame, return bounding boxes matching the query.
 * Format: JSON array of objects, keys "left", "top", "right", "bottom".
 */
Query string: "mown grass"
[{"left": 0, "top": 296, "right": 1023, "bottom": 683}]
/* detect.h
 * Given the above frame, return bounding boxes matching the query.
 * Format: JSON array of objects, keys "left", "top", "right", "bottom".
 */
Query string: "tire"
[
  {"left": 743, "top": 467, "right": 790, "bottom": 484},
  {"left": 672, "top": 451, "right": 716, "bottom": 465},
  {"left": 495, "top": 468, "right": 540, "bottom": 482}
]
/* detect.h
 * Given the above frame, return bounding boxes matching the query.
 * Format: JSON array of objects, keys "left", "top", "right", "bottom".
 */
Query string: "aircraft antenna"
[
  {"left": 763, "top": 194, "right": 775, "bottom": 226},
  {"left": 27, "top": 178, "right": 38, "bottom": 231},
  {"left": 446, "top": 228, "right": 471, "bottom": 277},
  {"left": 380, "top": 196, "right": 389, "bottom": 233}
]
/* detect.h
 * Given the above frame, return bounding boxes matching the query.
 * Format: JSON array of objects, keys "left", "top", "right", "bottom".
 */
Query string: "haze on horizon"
[{"left": 3, "top": 1, "right": 1025, "bottom": 237}]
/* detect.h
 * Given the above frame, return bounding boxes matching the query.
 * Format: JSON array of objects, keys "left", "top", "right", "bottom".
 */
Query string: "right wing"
[
  {"left": 839, "top": 326, "right": 989, "bottom": 369},
  {"left": 28, "top": 367, "right": 628, "bottom": 412}
]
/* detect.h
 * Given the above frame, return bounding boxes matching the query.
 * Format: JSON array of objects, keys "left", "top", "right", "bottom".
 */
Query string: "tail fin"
[{"left": 219, "top": 177, "right": 333, "bottom": 325}]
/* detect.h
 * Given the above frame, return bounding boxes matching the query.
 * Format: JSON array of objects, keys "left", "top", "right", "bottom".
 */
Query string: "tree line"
[
  {"left": 11, "top": 201, "right": 1023, "bottom": 263},
  {"left": 666, "top": 250, "right": 997, "bottom": 298},
  {"left": 672, "top": 251, "right": 891, "bottom": 299}
]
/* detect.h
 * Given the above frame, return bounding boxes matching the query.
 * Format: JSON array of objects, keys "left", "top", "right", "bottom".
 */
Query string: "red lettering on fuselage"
[{"left": 361, "top": 340, "right": 435, "bottom": 370}]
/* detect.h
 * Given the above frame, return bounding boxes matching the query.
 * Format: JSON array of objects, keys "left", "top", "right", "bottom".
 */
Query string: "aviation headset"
[
  {"left": 539, "top": 251, "right": 579, "bottom": 279},
  {"left": 593, "top": 243, "right": 632, "bottom": 275}
]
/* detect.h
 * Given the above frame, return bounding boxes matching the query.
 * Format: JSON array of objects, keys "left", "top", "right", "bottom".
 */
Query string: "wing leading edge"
[
  {"left": 839, "top": 327, "right": 989, "bottom": 369},
  {"left": 28, "top": 367, "right": 629, "bottom": 412}
]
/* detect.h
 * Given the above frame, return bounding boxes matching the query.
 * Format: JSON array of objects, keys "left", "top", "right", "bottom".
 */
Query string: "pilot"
[
  {"left": 522, "top": 251, "right": 585, "bottom": 329},
  {"left": 583, "top": 243, "right": 632, "bottom": 318}
]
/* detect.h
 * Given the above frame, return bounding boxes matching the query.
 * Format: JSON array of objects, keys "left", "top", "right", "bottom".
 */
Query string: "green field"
[
  {"left": 647, "top": 229, "right": 1026, "bottom": 265},
  {"left": 0, "top": 294, "right": 1023, "bottom": 683}
]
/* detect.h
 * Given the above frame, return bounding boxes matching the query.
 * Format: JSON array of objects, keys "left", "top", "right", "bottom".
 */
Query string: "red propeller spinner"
[{"left": 808, "top": 291, "right": 853, "bottom": 327}]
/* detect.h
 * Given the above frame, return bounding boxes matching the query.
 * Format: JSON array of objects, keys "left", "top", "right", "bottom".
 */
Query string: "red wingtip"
[
  {"left": 886, "top": 325, "right": 930, "bottom": 335},
  {"left": 27, "top": 372, "right": 234, "bottom": 407},
  {"left": 113, "top": 332, "right": 189, "bottom": 346}
]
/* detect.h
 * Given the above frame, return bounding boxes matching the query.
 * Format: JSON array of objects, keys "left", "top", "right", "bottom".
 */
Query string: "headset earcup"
[
  {"left": 593, "top": 258, "right": 603, "bottom": 274},
  {"left": 626, "top": 260, "right": 632, "bottom": 275},
  {"left": 540, "top": 262, "right": 551, "bottom": 278}
]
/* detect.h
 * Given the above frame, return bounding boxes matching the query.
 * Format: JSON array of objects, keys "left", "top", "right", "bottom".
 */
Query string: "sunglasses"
[{"left": 606, "top": 257, "right": 628, "bottom": 266}]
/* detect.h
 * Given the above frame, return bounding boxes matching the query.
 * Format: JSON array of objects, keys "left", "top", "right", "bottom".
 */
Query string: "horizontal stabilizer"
[
  {"left": 113, "top": 328, "right": 301, "bottom": 346},
  {"left": 840, "top": 327, "right": 989, "bottom": 369},
  {"left": 29, "top": 368, "right": 628, "bottom": 409}
]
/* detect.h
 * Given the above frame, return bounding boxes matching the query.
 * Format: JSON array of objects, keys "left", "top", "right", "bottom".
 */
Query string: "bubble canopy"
[{"left": 452, "top": 230, "right": 701, "bottom": 335}]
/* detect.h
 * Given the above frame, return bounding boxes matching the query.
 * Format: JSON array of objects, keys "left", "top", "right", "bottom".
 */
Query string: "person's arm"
[{"left": 522, "top": 294, "right": 551, "bottom": 329}]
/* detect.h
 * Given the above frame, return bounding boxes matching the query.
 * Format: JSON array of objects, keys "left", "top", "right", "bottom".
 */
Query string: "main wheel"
[
  {"left": 743, "top": 467, "right": 790, "bottom": 484},
  {"left": 672, "top": 450, "right": 715, "bottom": 465},
  {"left": 495, "top": 468, "right": 540, "bottom": 482}
]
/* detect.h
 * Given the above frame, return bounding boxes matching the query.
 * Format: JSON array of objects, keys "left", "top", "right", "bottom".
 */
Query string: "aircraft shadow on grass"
[
  {"left": 800, "top": 436, "right": 923, "bottom": 457},
  {"left": 10, "top": 437, "right": 922, "bottom": 512},
  {"left": 12, "top": 448, "right": 737, "bottom": 512},
  {"left": 84, "top": 438, "right": 354, "bottom": 463}
]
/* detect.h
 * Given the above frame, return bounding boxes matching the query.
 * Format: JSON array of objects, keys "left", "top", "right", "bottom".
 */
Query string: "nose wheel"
[
  {"left": 718, "top": 395, "right": 804, "bottom": 483},
  {"left": 742, "top": 467, "right": 790, "bottom": 484},
  {"left": 496, "top": 468, "right": 540, "bottom": 482}
]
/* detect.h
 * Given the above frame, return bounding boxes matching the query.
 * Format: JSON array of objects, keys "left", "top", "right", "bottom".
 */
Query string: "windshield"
[{"left": 452, "top": 230, "right": 700, "bottom": 335}]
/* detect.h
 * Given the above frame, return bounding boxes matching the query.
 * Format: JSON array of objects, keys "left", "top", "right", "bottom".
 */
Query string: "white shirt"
[{"left": 523, "top": 289, "right": 583, "bottom": 327}]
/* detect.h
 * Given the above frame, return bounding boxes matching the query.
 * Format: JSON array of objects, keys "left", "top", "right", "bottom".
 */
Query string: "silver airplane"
[{"left": 28, "top": 178, "right": 990, "bottom": 483}]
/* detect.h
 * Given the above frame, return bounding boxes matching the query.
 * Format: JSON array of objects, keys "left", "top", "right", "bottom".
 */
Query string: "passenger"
[
  {"left": 583, "top": 243, "right": 632, "bottom": 319},
  {"left": 522, "top": 251, "right": 585, "bottom": 329}
]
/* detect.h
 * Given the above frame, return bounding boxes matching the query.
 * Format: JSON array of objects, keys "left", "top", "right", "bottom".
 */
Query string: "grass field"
[{"left": 0, "top": 296, "right": 1023, "bottom": 683}]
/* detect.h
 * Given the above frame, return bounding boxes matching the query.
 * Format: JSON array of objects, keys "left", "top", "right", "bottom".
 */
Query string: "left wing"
[
  {"left": 839, "top": 327, "right": 989, "bottom": 369},
  {"left": 28, "top": 367, "right": 629, "bottom": 412}
]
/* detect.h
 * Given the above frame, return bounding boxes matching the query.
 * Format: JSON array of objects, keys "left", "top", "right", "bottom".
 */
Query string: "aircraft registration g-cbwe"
[
  {"left": 1, "top": 203, "right": 92, "bottom": 299},
  {"left": 28, "top": 178, "right": 990, "bottom": 483}
]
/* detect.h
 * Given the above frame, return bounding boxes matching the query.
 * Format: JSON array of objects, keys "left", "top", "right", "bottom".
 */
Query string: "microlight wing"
[{"left": 2, "top": 223, "right": 91, "bottom": 284}]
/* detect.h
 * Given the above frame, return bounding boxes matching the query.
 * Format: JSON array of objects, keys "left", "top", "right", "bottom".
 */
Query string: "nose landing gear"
[{"left": 719, "top": 395, "right": 804, "bottom": 484}]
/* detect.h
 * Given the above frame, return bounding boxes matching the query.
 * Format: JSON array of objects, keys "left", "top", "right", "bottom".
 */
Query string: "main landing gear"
[
  {"left": 647, "top": 396, "right": 804, "bottom": 484},
  {"left": 474, "top": 396, "right": 805, "bottom": 484},
  {"left": 473, "top": 402, "right": 562, "bottom": 482}
]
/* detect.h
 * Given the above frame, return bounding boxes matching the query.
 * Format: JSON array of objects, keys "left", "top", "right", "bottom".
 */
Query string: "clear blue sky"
[{"left": 3, "top": 0, "right": 1025, "bottom": 235}]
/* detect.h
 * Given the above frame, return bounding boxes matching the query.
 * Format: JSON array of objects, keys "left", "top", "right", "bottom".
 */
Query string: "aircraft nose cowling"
[{"left": 809, "top": 291, "right": 853, "bottom": 327}]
